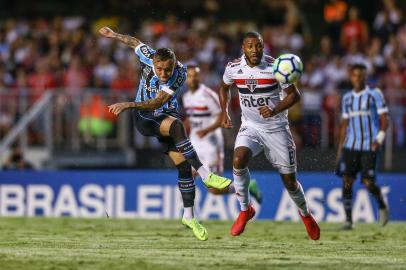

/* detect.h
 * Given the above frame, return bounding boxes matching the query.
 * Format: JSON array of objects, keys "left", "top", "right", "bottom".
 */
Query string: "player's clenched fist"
[
  {"left": 99, "top": 26, "right": 116, "bottom": 38},
  {"left": 258, "top": 106, "right": 274, "bottom": 119},
  {"left": 108, "top": 102, "right": 132, "bottom": 116},
  {"left": 221, "top": 112, "right": 233, "bottom": 129}
]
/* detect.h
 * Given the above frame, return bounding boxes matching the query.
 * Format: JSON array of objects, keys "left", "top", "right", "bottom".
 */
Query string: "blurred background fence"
[{"left": 0, "top": 88, "right": 404, "bottom": 171}]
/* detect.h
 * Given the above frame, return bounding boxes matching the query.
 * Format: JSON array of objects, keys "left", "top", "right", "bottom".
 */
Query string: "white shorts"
[
  {"left": 234, "top": 125, "right": 296, "bottom": 174},
  {"left": 191, "top": 139, "right": 224, "bottom": 175}
]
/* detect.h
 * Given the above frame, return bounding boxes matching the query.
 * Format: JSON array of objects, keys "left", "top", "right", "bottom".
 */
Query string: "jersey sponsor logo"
[
  {"left": 172, "top": 68, "right": 186, "bottom": 89},
  {"left": 140, "top": 45, "right": 152, "bottom": 58},
  {"left": 240, "top": 95, "right": 272, "bottom": 108},
  {"left": 143, "top": 82, "right": 159, "bottom": 93},
  {"left": 348, "top": 111, "right": 371, "bottom": 117}
]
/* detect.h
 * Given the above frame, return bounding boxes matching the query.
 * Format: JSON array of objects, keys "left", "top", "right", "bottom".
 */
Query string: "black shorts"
[
  {"left": 342, "top": 148, "right": 377, "bottom": 180},
  {"left": 133, "top": 110, "right": 180, "bottom": 154}
]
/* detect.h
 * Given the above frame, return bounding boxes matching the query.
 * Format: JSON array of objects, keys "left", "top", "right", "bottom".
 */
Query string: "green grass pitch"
[{"left": 0, "top": 218, "right": 405, "bottom": 270}]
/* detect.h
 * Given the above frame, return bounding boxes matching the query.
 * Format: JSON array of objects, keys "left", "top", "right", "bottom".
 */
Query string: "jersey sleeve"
[
  {"left": 222, "top": 63, "right": 234, "bottom": 85},
  {"left": 341, "top": 95, "right": 349, "bottom": 119},
  {"left": 134, "top": 43, "right": 155, "bottom": 66},
  {"left": 161, "top": 65, "right": 187, "bottom": 96},
  {"left": 205, "top": 89, "right": 221, "bottom": 115},
  {"left": 372, "top": 88, "right": 389, "bottom": 115}
]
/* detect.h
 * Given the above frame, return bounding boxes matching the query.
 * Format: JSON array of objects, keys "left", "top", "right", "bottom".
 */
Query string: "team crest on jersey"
[{"left": 245, "top": 79, "right": 258, "bottom": 92}]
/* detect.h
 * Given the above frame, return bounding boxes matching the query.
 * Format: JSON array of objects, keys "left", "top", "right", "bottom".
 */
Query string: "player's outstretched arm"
[
  {"left": 259, "top": 84, "right": 301, "bottom": 118},
  {"left": 219, "top": 81, "right": 233, "bottom": 129},
  {"left": 108, "top": 91, "right": 172, "bottom": 116},
  {"left": 98, "top": 26, "right": 141, "bottom": 49}
]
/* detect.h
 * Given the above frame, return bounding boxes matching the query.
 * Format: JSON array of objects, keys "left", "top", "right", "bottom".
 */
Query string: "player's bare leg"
[
  {"left": 342, "top": 175, "right": 355, "bottom": 230},
  {"left": 168, "top": 151, "right": 207, "bottom": 241},
  {"left": 160, "top": 117, "right": 231, "bottom": 189},
  {"left": 230, "top": 147, "right": 256, "bottom": 236},
  {"left": 203, "top": 156, "right": 263, "bottom": 203},
  {"left": 208, "top": 181, "right": 263, "bottom": 204},
  {"left": 362, "top": 178, "right": 389, "bottom": 226},
  {"left": 281, "top": 173, "right": 320, "bottom": 240}
]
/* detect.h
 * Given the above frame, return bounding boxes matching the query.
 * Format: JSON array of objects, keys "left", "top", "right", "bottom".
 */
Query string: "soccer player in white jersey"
[
  {"left": 219, "top": 31, "right": 320, "bottom": 240},
  {"left": 183, "top": 66, "right": 263, "bottom": 202},
  {"left": 183, "top": 65, "right": 225, "bottom": 174}
]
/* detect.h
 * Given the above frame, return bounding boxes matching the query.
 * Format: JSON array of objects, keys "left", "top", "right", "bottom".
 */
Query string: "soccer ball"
[{"left": 272, "top": 53, "right": 303, "bottom": 84}]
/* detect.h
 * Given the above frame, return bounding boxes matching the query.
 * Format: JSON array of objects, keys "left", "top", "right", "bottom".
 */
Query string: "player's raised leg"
[
  {"left": 160, "top": 117, "right": 231, "bottom": 189},
  {"left": 230, "top": 146, "right": 256, "bottom": 236},
  {"left": 168, "top": 151, "right": 208, "bottom": 241}
]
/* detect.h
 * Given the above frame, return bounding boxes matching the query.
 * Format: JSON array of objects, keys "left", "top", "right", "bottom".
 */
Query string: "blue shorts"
[{"left": 133, "top": 110, "right": 180, "bottom": 154}]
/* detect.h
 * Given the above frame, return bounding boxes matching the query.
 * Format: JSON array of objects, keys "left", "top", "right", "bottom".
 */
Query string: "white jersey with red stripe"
[
  {"left": 182, "top": 84, "right": 224, "bottom": 151},
  {"left": 223, "top": 54, "right": 291, "bottom": 132}
]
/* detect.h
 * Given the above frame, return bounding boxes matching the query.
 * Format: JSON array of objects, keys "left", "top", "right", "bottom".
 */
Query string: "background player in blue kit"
[
  {"left": 99, "top": 26, "right": 232, "bottom": 241},
  {"left": 337, "top": 63, "right": 390, "bottom": 230}
]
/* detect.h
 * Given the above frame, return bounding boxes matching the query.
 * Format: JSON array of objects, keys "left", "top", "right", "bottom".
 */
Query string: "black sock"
[
  {"left": 367, "top": 184, "right": 387, "bottom": 209},
  {"left": 342, "top": 186, "right": 353, "bottom": 223},
  {"left": 177, "top": 161, "right": 195, "bottom": 208},
  {"left": 169, "top": 120, "right": 203, "bottom": 170}
]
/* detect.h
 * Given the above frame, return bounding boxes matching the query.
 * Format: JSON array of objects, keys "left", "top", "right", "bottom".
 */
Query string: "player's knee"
[
  {"left": 362, "top": 179, "right": 374, "bottom": 190},
  {"left": 343, "top": 177, "right": 353, "bottom": 189},
  {"left": 343, "top": 180, "right": 352, "bottom": 190},
  {"left": 169, "top": 119, "right": 184, "bottom": 135},
  {"left": 233, "top": 154, "right": 248, "bottom": 169}
]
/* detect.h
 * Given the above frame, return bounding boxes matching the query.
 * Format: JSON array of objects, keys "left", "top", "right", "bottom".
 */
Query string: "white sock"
[
  {"left": 288, "top": 181, "right": 309, "bottom": 216},
  {"left": 233, "top": 167, "right": 250, "bottom": 211},
  {"left": 183, "top": 207, "right": 194, "bottom": 220},
  {"left": 197, "top": 166, "right": 210, "bottom": 180}
]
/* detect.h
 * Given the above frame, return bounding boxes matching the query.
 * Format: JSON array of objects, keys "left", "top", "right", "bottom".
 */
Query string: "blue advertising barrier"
[{"left": 0, "top": 171, "right": 405, "bottom": 222}]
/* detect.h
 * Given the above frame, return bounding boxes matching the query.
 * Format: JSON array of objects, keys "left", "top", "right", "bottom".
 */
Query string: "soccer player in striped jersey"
[
  {"left": 99, "top": 27, "right": 232, "bottom": 241},
  {"left": 337, "top": 63, "right": 390, "bottom": 230},
  {"left": 183, "top": 65, "right": 263, "bottom": 203},
  {"left": 219, "top": 31, "right": 320, "bottom": 240}
]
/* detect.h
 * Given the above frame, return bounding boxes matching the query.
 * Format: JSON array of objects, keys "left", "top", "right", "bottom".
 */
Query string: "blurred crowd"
[{"left": 0, "top": 0, "right": 405, "bottom": 150}]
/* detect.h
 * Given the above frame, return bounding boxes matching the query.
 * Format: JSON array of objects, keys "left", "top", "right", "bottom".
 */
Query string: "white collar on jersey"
[
  {"left": 351, "top": 85, "right": 370, "bottom": 96},
  {"left": 241, "top": 54, "right": 266, "bottom": 67}
]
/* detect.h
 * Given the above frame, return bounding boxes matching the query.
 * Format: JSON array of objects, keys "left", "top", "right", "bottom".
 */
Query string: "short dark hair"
[
  {"left": 350, "top": 63, "right": 367, "bottom": 72},
  {"left": 154, "top": 48, "right": 176, "bottom": 62},
  {"left": 243, "top": 31, "right": 263, "bottom": 43}
]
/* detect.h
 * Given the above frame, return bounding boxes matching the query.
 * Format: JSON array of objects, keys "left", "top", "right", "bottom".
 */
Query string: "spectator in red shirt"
[
  {"left": 63, "top": 55, "right": 90, "bottom": 95},
  {"left": 28, "top": 57, "right": 56, "bottom": 102},
  {"left": 340, "top": 6, "right": 369, "bottom": 52},
  {"left": 110, "top": 62, "right": 136, "bottom": 93}
]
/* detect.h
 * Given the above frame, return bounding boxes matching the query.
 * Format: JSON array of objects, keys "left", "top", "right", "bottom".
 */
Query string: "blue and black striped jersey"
[
  {"left": 134, "top": 43, "right": 187, "bottom": 113},
  {"left": 341, "top": 86, "right": 389, "bottom": 151}
]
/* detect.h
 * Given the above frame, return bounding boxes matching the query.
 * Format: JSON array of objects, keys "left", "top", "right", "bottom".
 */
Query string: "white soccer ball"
[{"left": 272, "top": 53, "right": 303, "bottom": 84}]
